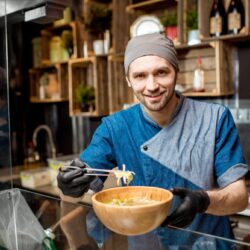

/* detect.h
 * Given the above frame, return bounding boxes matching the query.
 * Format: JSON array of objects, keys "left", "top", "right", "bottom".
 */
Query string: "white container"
[
  {"left": 188, "top": 30, "right": 200, "bottom": 45},
  {"left": 20, "top": 168, "right": 51, "bottom": 188},
  {"left": 93, "top": 40, "right": 104, "bottom": 55},
  {"left": 39, "top": 85, "right": 46, "bottom": 100}
]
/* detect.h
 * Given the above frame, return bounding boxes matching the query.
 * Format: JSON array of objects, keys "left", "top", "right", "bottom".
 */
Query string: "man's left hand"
[{"left": 162, "top": 188, "right": 210, "bottom": 228}]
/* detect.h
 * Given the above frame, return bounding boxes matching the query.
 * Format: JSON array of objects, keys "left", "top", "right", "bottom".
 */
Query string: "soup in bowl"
[{"left": 92, "top": 186, "right": 173, "bottom": 236}]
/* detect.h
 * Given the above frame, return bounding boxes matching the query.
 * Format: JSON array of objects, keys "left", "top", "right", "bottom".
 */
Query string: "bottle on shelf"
[
  {"left": 39, "top": 73, "right": 48, "bottom": 100},
  {"left": 193, "top": 56, "right": 205, "bottom": 92},
  {"left": 227, "top": 0, "right": 245, "bottom": 35},
  {"left": 209, "top": 0, "right": 227, "bottom": 37}
]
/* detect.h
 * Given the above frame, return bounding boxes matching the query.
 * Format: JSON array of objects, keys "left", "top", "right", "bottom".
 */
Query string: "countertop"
[{"left": 0, "top": 165, "right": 118, "bottom": 205}]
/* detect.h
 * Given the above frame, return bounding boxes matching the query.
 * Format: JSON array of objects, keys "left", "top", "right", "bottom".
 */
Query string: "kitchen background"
[
  {"left": 0, "top": 0, "right": 250, "bottom": 245},
  {"left": 0, "top": 0, "right": 249, "bottom": 169}
]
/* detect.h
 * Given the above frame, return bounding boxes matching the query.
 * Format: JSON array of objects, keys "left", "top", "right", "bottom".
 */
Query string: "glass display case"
[{"left": 0, "top": 188, "right": 249, "bottom": 250}]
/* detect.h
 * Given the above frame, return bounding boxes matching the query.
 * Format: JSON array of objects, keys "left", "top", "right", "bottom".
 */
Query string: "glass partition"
[
  {"left": 0, "top": 0, "right": 11, "bottom": 192},
  {"left": 0, "top": 188, "right": 249, "bottom": 250}
]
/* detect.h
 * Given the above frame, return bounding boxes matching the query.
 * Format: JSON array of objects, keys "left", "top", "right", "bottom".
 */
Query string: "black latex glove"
[
  {"left": 162, "top": 188, "right": 210, "bottom": 228},
  {"left": 57, "top": 158, "right": 95, "bottom": 198}
]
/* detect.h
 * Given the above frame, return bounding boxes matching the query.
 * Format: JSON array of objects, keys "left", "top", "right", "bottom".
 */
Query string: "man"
[{"left": 58, "top": 33, "right": 249, "bottom": 248}]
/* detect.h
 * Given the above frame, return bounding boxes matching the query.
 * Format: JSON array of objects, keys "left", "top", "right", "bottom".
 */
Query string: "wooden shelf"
[
  {"left": 201, "top": 34, "right": 250, "bottom": 43},
  {"left": 126, "top": 0, "right": 177, "bottom": 13},
  {"left": 40, "top": 21, "right": 83, "bottom": 63},
  {"left": 183, "top": 90, "right": 234, "bottom": 97},
  {"left": 30, "top": 97, "right": 68, "bottom": 103},
  {"left": 68, "top": 56, "right": 109, "bottom": 116},
  {"left": 69, "top": 109, "right": 102, "bottom": 117},
  {"left": 176, "top": 42, "right": 213, "bottom": 51},
  {"left": 44, "top": 21, "right": 76, "bottom": 31},
  {"left": 126, "top": 0, "right": 186, "bottom": 47},
  {"left": 32, "top": 61, "right": 68, "bottom": 69},
  {"left": 177, "top": 40, "right": 234, "bottom": 97},
  {"left": 199, "top": 0, "right": 250, "bottom": 40},
  {"left": 29, "top": 0, "right": 250, "bottom": 114},
  {"left": 29, "top": 62, "right": 68, "bottom": 101}
]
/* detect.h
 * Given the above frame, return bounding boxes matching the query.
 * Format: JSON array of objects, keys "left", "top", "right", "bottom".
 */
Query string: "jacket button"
[{"left": 143, "top": 145, "right": 148, "bottom": 151}]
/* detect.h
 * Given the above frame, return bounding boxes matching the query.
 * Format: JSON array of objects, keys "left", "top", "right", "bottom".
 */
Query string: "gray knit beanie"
[{"left": 124, "top": 33, "right": 179, "bottom": 74}]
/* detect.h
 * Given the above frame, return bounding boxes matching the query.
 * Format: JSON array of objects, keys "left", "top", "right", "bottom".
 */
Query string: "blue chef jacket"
[{"left": 80, "top": 93, "right": 249, "bottom": 249}]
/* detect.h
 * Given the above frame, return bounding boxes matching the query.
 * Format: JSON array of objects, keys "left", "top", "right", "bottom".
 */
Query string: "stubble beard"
[{"left": 135, "top": 88, "right": 175, "bottom": 112}]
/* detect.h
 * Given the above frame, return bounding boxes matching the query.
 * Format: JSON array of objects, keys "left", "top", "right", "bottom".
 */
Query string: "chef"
[{"left": 57, "top": 33, "right": 249, "bottom": 249}]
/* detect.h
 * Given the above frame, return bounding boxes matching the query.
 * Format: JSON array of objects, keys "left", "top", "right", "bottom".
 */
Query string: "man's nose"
[{"left": 146, "top": 75, "right": 159, "bottom": 91}]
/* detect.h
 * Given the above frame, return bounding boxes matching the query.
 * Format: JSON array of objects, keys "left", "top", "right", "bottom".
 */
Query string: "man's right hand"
[{"left": 57, "top": 159, "right": 95, "bottom": 198}]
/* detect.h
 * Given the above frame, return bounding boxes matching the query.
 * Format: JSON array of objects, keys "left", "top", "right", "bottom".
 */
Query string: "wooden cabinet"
[
  {"left": 40, "top": 21, "right": 83, "bottom": 64},
  {"left": 68, "top": 57, "right": 109, "bottom": 116},
  {"left": 29, "top": 21, "right": 84, "bottom": 104},
  {"left": 121, "top": 0, "right": 250, "bottom": 98},
  {"left": 82, "top": 0, "right": 112, "bottom": 55},
  {"left": 28, "top": 0, "right": 250, "bottom": 114},
  {"left": 108, "top": 55, "right": 135, "bottom": 113},
  {"left": 29, "top": 62, "right": 68, "bottom": 103},
  {"left": 176, "top": 41, "right": 234, "bottom": 96},
  {"left": 199, "top": 0, "right": 250, "bottom": 41},
  {"left": 81, "top": 0, "right": 235, "bottom": 112},
  {"left": 125, "top": 0, "right": 185, "bottom": 45},
  {"left": 186, "top": 0, "right": 250, "bottom": 96}
]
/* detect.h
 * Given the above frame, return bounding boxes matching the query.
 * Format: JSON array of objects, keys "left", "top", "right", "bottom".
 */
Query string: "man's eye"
[
  {"left": 157, "top": 70, "right": 167, "bottom": 76},
  {"left": 135, "top": 74, "right": 145, "bottom": 79}
]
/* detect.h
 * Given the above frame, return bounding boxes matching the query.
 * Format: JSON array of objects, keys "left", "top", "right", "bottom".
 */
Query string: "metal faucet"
[{"left": 32, "top": 125, "right": 57, "bottom": 159}]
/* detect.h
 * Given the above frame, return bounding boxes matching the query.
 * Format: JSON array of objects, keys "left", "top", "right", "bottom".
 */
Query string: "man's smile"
[{"left": 144, "top": 91, "right": 166, "bottom": 102}]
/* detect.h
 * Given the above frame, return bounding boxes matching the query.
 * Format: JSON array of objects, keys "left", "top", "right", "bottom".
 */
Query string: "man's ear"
[{"left": 126, "top": 76, "right": 131, "bottom": 87}]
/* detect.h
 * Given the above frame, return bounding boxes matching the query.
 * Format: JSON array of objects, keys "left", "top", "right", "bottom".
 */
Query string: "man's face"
[{"left": 128, "top": 55, "right": 177, "bottom": 112}]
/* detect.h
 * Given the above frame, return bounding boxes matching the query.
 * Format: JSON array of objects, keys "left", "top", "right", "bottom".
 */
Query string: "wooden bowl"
[{"left": 92, "top": 186, "right": 173, "bottom": 236}]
